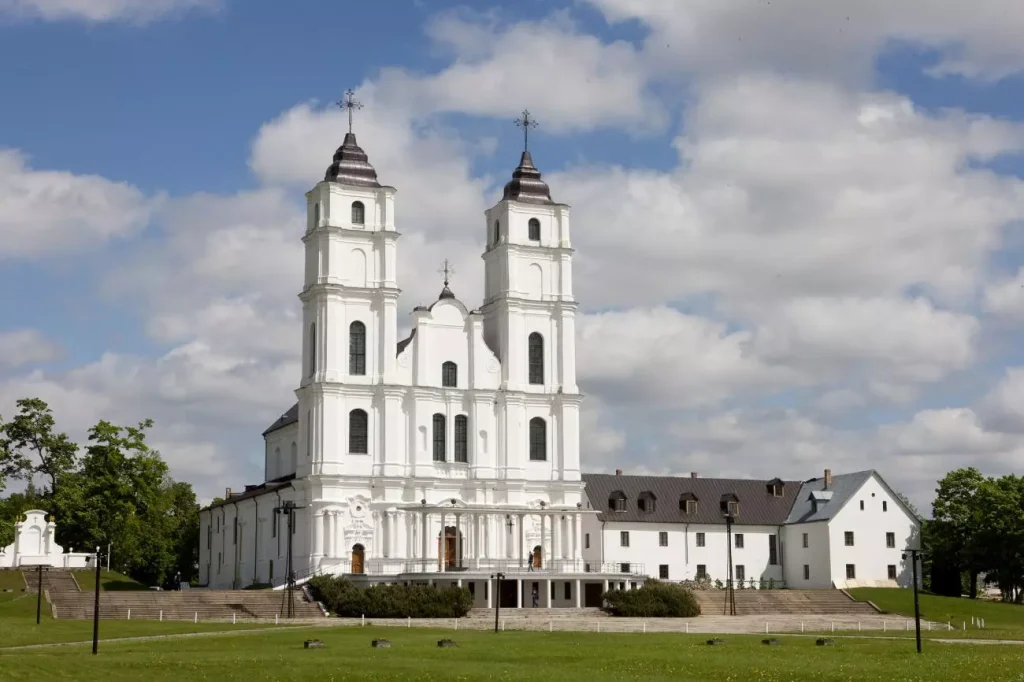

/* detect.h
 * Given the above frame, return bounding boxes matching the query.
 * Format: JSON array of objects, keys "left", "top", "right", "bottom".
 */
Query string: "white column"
[
  {"left": 313, "top": 512, "right": 324, "bottom": 558},
  {"left": 517, "top": 514, "right": 525, "bottom": 566},
  {"left": 516, "top": 579, "right": 522, "bottom": 608},
  {"left": 392, "top": 512, "right": 400, "bottom": 559},
  {"left": 574, "top": 579, "right": 581, "bottom": 608},
  {"left": 439, "top": 512, "right": 447, "bottom": 571},
  {"left": 420, "top": 511, "right": 429, "bottom": 566},
  {"left": 324, "top": 512, "right": 333, "bottom": 559},
  {"left": 486, "top": 576, "right": 493, "bottom": 608},
  {"left": 540, "top": 514, "right": 547, "bottom": 566},
  {"left": 454, "top": 513, "right": 463, "bottom": 568},
  {"left": 553, "top": 516, "right": 562, "bottom": 563},
  {"left": 543, "top": 579, "right": 552, "bottom": 607},
  {"left": 574, "top": 514, "right": 583, "bottom": 560}
]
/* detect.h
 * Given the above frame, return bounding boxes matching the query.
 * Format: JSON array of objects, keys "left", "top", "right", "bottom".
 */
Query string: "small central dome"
[
  {"left": 502, "top": 151, "right": 554, "bottom": 204},
  {"left": 324, "top": 132, "right": 381, "bottom": 187}
]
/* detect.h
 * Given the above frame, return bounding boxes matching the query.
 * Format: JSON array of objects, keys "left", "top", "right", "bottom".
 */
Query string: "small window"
[
  {"left": 659, "top": 531, "right": 668, "bottom": 547},
  {"left": 584, "top": 533, "right": 590, "bottom": 549},
  {"left": 620, "top": 531, "right": 630, "bottom": 547},
  {"left": 550, "top": 582, "right": 555, "bottom": 599},
  {"left": 768, "top": 534, "right": 778, "bottom": 565},
  {"left": 620, "top": 563, "right": 630, "bottom": 574},
  {"left": 727, "top": 501, "right": 739, "bottom": 516},
  {"left": 528, "top": 217, "right": 540, "bottom": 241},
  {"left": 695, "top": 532, "right": 705, "bottom": 547},
  {"left": 860, "top": 500, "right": 865, "bottom": 510},
  {"left": 564, "top": 582, "right": 571, "bottom": 600},
  {"left": 887, "top": 565, "right": 897, "bottom": 580},
  {"left": 845, "top": 531, "right": 855, "bottom": 547},
  {"left": 734, "top": 533, "right": 744, "bottom": 549},
  {"left": 803, "top": 564, "right": 810, "bottom": 580},
  {"left": 351, "top": 201, "right": 365, "bottom": 225},
  {"left": 696, "top": 565, "right": 707, "bottom": 580},
  {"left": 609, "top": 492, "right": 626, "bottom": 512},
  {"left": 432, "top": 414, "right": 446, "bottom": 461},
  {"left": 883, "top": 501, "right": 888, "bottom": 512},
  {"left": 529, "top": 417, "right": 547, "bottom": 461},
  {"left": 454, "top": 415, "right": 468, "bottom": 463},
  {"left": 659, "top": 564, "right": 669, "bottom": 579},
  {"left": 308, "top": 322, "right": 317, "bottom": 378},
  {"left": 886, "top": 532, "right": 895, "bottom": 548},
  {"left": 313, "top": 202, "right": 320, "bottom": 229},
  {"left": 802, "top": 532, "right": 808, "bottom": 548},
  {"left": 846, "top": 564, "right": 856, "bottom": 580},
  {"left": 735, "top": 565, "right": 745, "bottom": 582},
  {"left": 492, "top": 220, "right": 500, "bottom": 245},
  {"left": 528, "top": 333, "right": 544, "bottom": 385},
  {"left": 349, "top": 321, "right": 366, "bottom": 376},
  {"left": 442, "top": 361, "right": 457, "bottom": 388},
  {"left": 638, "top": 492, "right": 656, "bottom": 513},
  {"left": 679, "top": 493, "right": 698, "bottom": 514},
  {"left": 349, "top": 409, "right": 368, "bottom": 453}
]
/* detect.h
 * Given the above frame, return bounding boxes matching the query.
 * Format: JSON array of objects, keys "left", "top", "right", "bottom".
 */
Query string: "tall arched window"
[
  {"left": 313, "top": 202, "right": 320, "bottom": 230},
  {"left": 349, "top": 321, "right": 366, "bottom": 375},
  {"left": 492, "top": 220, "right": 500, "bottom": 246},
  {"left": 349, "top": 409, "right": 368, "bottom": 454},
  {"left": 308, "top": 322, "right": 317, "bottom": 378},
  {"left": 529, "top": 417, "right": 547, "bottom": 461},
  {"left": 432, "top": 414, "right": 446, "bottom": 462},
  {"left": 442, "top": 361, "right": 457, "bottom": 388},
  {"left": 454, "top": 415, "right": 468, "bottom": 463},
  {"left": 528, "top": 333, "right": 544, "bottom": 385},
  {"left": 351, "top": 201, "right": 365, "bottom": 225},
  {"left": 528, "top": 218, "right": 540, "bottom": 241}
]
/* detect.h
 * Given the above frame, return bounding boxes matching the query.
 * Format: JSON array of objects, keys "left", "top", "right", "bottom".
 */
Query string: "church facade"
[{"left": 198, "top": 112, "right": 640, "bottom": 607}]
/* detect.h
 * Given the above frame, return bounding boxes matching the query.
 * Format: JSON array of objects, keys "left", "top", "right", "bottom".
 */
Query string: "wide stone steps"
[
  {"left": 16, "top": 569, "right": 80, "bottom": 594},
  {"left": 693, "top": 589, "right": 877, "bottom": 616},
  {"left": 47, "top": 590, "right": 324, "bottom": 620},
  {"left": 466, "top": 607, "right": 609, "bottom": 620}
]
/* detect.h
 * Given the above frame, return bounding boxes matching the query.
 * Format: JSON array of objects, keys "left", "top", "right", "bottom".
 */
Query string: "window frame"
[
  {"left": 658, "top": 531, "right": 668, "bottom": 547},
  {"left": 734, "top": 533, "right": 744, "bottom": 549},
  {"left": 885, "top": 532, "right": 895, "bottom": 548},
  {"left": 441, "top": 361, "right": 458, "bottom": 388},
  {"left": 351, "top": 201, "right": 365, "bottom": 225},
  {"left": 803, "top": 564, "right": 810, "bottom": 580},
  {"left": 802, "top": 532, "right": 809, "bottom": 548},
  {"left": 695, "top": 532, "right": 706, "bottom": 548},
  {"left": 453, "top": 415, "right": 468, "bottom": 463},
  {"left": 846, "top": 563, "right": 856, "bottom": 580},
  {"left": 696, "top": 564, "right": 707, "bottom": 580},
  {"left": 887, "top": 564, "right": 897, "bottom": 580},
  {"left": 659, "top": 564, "right": 669, "bottom": 579},
  {"left": 620, "top": 531, "right": 630, "bottom": 547},
  {"left": 528, "top": 333, "right": 544, "bottom": 385},
  {"left": 529, "top": 417, "right": 547, "bottom": 461},
  {"left": 768, "top": 534, "right": 778, "bottom": 565},
  {"left": 845, "top": 531, "right": 855, "bottom": 547},
  {"left": 432, "top": 413, "right": 446, "bottom": 462},
  {"left": 349, "top": 321, "right": 366, "bottom": 376},
  {"left": 528, "top": 217, "right": 541, "bottom": 241},
  {"left": 348, "top": 409, "right": 368, "bottom": 454}
]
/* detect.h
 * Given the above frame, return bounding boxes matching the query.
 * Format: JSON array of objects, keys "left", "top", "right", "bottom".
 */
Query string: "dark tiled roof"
[
  {"left": 582, "top": 473, "right": 802, "bottom": 526},
  {"left": 502, "top": 151, "right": 555, "bottom": 204},
  {"left": 203, "top": 477, "right": 294, "bottom": 512},
  {"left": 262, "top": 403, "right": 299, "bottom": 436},
  {"left": 324, "top": 132, "right": 381, "bottom": 187},
  {"left": 785, "top": 470, "right": 874, "bottom": 524}
]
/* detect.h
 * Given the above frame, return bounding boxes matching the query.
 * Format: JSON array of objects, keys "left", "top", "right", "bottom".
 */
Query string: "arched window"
[
  {"left": 351, "top": 201, "right": 365, "bottom": 225},
  {"left": 349, "top": 321, "right": 366, "bottom": 375},
  {"left": 349, "top": 409, "right": 368, "bottom": 453},
  {"left": 308, "top": 322, "right": 317, "bottom": 378},
  {"left": 442, "top": 361, "right": 457, "bottom": 388},
  {"left": 432, "top": 414, "right": 446, "bottom": 462},
  {"left": 492, "top": 220, "right": 500, "bottom": 245},
  {"left": 454, "top": 415, "right": 468, "bottom": 463},
  {"left": 528, "top": 218, "right": 540, "bottom": 241},
  {"left": 313, "top": 202, "right": 320, "bottom": 230},
  {"left": 529, "top": 417, "right": 546, "bottom": 461},
  {"left": 528, "top": 333, "right": 544, "bottom": 385}
]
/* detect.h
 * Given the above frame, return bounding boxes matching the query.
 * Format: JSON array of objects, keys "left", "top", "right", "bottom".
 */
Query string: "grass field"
[
  {"left": 3, "top": 626, "right": 1024, "bottom": 682},
  {"left": 850, "top": 588, "right": 1024, "bottom": 639},
  {"left": 70, "top": 569, "right": 148, "bottom": 592},
  {"left": 0, "top": 571, "right": 26, "bottom": 591}
]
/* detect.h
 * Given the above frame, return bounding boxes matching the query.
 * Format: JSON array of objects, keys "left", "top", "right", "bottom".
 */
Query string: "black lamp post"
[
  {"left": 720, "top": 494, "right": 739, "bottom": 616},
  {"left": 491, "top": 571, "right": 505, "bottom": 632},
  {"left": 273, "top": 500, "right": 306, "bottom": 618},
  {"left": 902, "top": 548, "right": 925, "bottom": 654},
  {"left": 92, "top": 546, "right": 102, "bottom": 655}
]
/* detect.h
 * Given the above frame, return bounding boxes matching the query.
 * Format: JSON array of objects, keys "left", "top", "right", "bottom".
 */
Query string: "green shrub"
[
  {"left": 308, "top": 576, "right": 473, "bottom": 618},
  {"left": 601, "top": 580, "right": 701, "bottom": 618}
]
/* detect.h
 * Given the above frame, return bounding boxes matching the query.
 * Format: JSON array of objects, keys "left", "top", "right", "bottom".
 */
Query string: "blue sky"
[{"left": 3, "top": 0, "right": 1024, "bottom": 510}]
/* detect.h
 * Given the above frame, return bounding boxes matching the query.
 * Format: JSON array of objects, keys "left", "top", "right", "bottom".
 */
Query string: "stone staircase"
[
  {"left": 466, "top": 607, "right": 609, "bottom": 621},
  {"left": 693, "top": 589, "right": 878, "bottom": 616},
  {"left": 22, "top": 569, "right": 80, "bottom": 594},
  {"left": 47, "top": 589, "right": 324, "bottom": 621}
]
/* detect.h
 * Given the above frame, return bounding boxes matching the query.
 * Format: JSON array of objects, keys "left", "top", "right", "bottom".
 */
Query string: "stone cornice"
[{"left": 299, "top": 283, "right": 402, "bottom": 302}]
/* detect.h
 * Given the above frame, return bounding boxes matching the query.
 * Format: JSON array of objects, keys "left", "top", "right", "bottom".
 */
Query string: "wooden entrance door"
[
  {"left": 351, "top": 544, "right": 365, "bottom": 574},
  {"left": 532, "top": 545, "right": 542, "bottom": 569},
  {"left": 445, "top": 535, "right": 457, "bottom": 569}
]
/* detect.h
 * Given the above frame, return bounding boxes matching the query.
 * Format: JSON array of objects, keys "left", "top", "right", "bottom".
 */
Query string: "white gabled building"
[
  {"left": 582, "top": 469, "right": 920, "bottom": 590},
  {"left": 198, "top": 114, "right": 639, "bottom": 608}
]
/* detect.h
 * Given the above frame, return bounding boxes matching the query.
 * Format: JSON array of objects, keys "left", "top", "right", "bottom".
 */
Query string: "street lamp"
[
  {"left": 902, "top": 548, "right": 925, "bottom": 654},
  {"left": 720, "top": 493, "right": 739, "bottom": 616},
  {"left": 273, "top": 500, "right": 306, "bottom": 618},
  {"left": 490, "top": 571, "right": 505, "bottom": 632}
]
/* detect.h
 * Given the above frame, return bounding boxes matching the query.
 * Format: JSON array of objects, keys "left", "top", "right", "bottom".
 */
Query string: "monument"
[{"left": 0, "top": 510, "right": 92, "bottom": 569}]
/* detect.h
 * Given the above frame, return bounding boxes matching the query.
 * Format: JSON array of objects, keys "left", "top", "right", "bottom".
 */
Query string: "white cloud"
[
  {"left": 0, "top": 149, "right": 156, "bottom": 259},
  {"left": 0, "top": 0, "right": 218, "bottom": 23},
  {"left": 0, "top": 330, "right": 63, "bottom": 370},
  {"left": 977, "top": 367, "right": 1024, "bottom": 434},
  {"left": 983, "top": 267, "right": 1024, "bottom": 320},
  {"left": 880, "top": 408, "right": 1012, "bottom": 456},
  {"left": 586, "top": 0, "right": 1024, "bottom": 82}
]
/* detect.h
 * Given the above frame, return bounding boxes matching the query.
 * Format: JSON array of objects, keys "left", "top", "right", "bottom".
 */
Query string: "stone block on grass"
[
  {"left": 762, "top": 638, "right": 780, "bottom": 646},
  {"left": 371, "top": 639, "right": 391, "bottom": 648},
  {"left": 304, "top": 639, "right": 324, "bottom": 649},
  {"left": 706, "top": 638, "right": 724, "bottom": 646},
  {"left": 437, "top": 639, "right": 458, "bottom": 648},
  {"left": 816, "top": 638, "right": 836, "bottom": 647}
]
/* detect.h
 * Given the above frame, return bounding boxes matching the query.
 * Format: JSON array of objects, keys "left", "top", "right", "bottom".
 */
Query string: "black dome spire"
[
  {"left": 502, "top": 151, "right": 554, "bottom": 204},
  {"left": 324, "top": 132, "right": 381, "bottom": 187}
]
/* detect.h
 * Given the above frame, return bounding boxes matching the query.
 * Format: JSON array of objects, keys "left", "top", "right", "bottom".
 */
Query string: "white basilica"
[{"left": 198, "top": 110, "right": 637, "bottom": 607}]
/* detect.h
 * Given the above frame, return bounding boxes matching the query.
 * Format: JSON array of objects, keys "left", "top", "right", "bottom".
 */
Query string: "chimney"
[
  {"left": 823, "top": 469, "right": 832, "bottom": 490},
  {"left": 225, "top": 487, "right": 232, "bottom": 499},
  {"left": 691, "top": 472, "right": 699, "bottom": 478},
  {"left": 615, "top": 469, "right": 623, "bottom": 476}
]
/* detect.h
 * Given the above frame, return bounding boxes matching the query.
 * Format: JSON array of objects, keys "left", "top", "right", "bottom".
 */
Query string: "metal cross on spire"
[
  {"left": 514, "top": 109, "right": 539, "bottom": 152},
  {"left": 337, "top": 89, "right": 363, "bottom": 134},
  {"left": 438, "top": 259, "right": 455, "bottom": 288}
]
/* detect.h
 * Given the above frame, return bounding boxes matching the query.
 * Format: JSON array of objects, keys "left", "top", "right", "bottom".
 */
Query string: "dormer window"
[
  {"left": 638, "top": 491, "right": 656, "bottom": 513},
  {"left": 679, "top": 492, "right": 698, "bottom": 514},
  {"left": 351, "top": 201, "right": 365, "bottom": 225},
  {"left": 767, "top": 478, "right": 785, "bottom": 497},
  {"left": 528, "top": 218, "right": 540, "bottom": 241},
  {"left": 608, "top": 491, "right": 626, "bottom": 512},
  {"left": 720, "top": 493, "right": 740, "bottom": 518}
]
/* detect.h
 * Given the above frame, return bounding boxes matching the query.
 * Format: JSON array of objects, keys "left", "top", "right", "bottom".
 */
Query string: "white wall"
[
  {"left": 827, "top": 474, "right": 920, "bottom": 589},
  {"left": 782, "top": 521, "right": 832, "bottom": 588}
]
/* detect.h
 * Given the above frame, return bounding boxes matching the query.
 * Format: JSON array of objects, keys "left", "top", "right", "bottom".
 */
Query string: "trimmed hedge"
[
  {"left": 601, "top": 580, "right": 701, "bottom": 617},
  {"left": 309, "top": 576, "right": 473, "bottom": 618}
]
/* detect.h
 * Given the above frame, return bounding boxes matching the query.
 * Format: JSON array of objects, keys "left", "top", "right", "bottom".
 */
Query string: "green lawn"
[
  {"left": 71, "top": 569, "right": 149, "bottom": 592},
  {"left": 851, "top": 588, "right": 1024, "bottom": 638},
  {"left": 0, "top": 582, "right": 280, "bottom": 648},
  {"left": 2, "top": 627, "right": 1022, "bottom": 682},
  {"left": 0, "top": 570, "right": 27, "bottom": 591}
]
